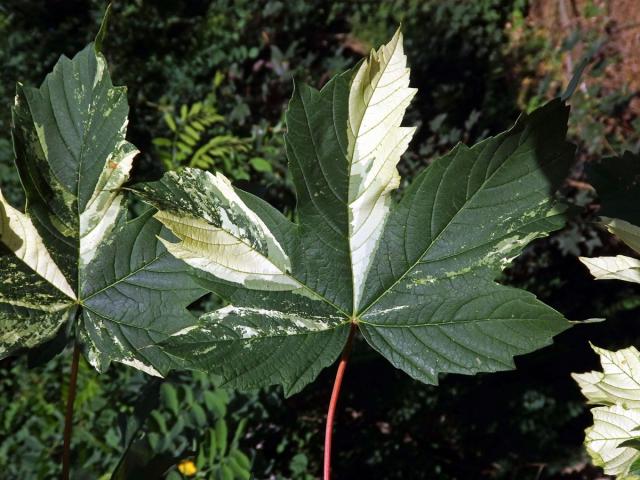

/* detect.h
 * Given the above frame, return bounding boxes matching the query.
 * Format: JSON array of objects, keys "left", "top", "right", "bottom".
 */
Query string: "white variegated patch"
[
  {"left": 157, "top": 212, "right": 300, "bottom": 290},
  {"left": 347, "top": 29, "right": 416, "bottom": 309},
  {"left": 0, "top": 189, "right": 75, "bottom": 300},
  {"left": 579, "top": 255, "right": 640, "bottom": 283},
  {"left": 119, "top": 356, "right": 162, "bottom": 377},
  {"left": 80, "top": 139, "right": 137, "bottom": 266},
  {"left": 0, "top": 307, "right": 75, "bottom": 356},
  {"left": 155, "top": 170, "right": 301, "bottom": 291},
  {"left": 80, "top": 313, "right": 163, "bottom": 377},
  {"left": 172, "top": 305, "right": 339, "bottom": 341}
]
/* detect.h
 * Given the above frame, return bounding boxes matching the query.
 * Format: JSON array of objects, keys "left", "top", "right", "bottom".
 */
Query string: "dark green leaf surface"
[
  {"left": 284, "top": 73, "right": 354, "bottom": 311},
  {"left": 358, "top": 100, "right": 573, "bottom": 382}
]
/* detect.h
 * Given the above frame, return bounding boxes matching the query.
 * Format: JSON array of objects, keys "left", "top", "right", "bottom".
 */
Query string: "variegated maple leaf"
[
  {"left": 0, "top": 43, "right": 204, "bottom": 374},
  {"left": 135, "top": 30, "right": 575, "bottom": 395}
]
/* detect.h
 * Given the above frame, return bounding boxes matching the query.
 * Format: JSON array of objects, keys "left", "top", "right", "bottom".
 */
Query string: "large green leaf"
[
  {"left": 135, "top": 30, "right": 574, "bottom": 394},
  {"left": 573, "top": 345, "right": 640, "bottom": 479},
  {"left": 1, "top": 43, "right": 204, "bottom": 375}
]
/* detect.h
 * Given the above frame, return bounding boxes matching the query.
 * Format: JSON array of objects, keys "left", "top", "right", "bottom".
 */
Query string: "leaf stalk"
[
  {"left": 323, "top": 322, "right": 357, "bottom": 480},
  {"left": 62, "top": 342, "right": 81, "bottom": 480}
]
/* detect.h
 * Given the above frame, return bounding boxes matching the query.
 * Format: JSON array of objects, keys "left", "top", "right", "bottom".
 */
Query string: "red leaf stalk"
[{"left": 323, "top": 322, "right": 357, "bottom": 480}]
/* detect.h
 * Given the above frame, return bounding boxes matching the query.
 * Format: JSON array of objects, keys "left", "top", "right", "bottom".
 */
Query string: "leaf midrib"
[
  {"left": 359, "top": 316, "right": 555, "bottom": 328},
  {"left": 81, "top": 249, "right": 169, "bottom": 301},
  {"left": 601, "top": 355, "right": 640, "bottom": 391},
  {"left": 163, "top": 319, "right": 351, "bottom": 345}
]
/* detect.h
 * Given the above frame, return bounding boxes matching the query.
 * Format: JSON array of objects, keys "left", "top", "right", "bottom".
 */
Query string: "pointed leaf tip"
[{"left": 95, "top": 3, "right": 112, "bottom": 52}]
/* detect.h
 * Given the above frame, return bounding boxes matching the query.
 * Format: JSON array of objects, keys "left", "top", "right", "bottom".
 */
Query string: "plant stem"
[
  {"left": 62, "top": 342, "right": 81, "bottom": 480},
  {"left": 323, "top": 322, "right": 357, "bottom": 480}
]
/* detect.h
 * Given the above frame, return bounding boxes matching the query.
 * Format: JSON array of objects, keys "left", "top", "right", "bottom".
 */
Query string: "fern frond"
[
  {"left": 190, "top": 136, "right": 249, "bottom": 170},
  {"left": 153, "top": 83, "right": 272, "bottom": 181},
  {"left": 155, "top": 99, "right": 226, "bottom": 170}
]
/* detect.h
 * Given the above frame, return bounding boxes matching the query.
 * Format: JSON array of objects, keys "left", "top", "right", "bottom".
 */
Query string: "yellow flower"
[{"left": 178, "top": 459, "right": 197, "bottom": 477}]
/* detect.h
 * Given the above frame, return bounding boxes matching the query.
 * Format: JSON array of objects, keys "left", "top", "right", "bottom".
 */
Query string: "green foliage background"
[{"left": 1, "top": 0, "right": 640, "bottom": 478}]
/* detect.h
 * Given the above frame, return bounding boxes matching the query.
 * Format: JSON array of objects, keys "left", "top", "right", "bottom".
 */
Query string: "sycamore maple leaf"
[
  {"left": 134, "top": 30, "right": 575, "bottom": 396},
  {"left": 0, "top": 42, "right": 204, "bottom": 375}
]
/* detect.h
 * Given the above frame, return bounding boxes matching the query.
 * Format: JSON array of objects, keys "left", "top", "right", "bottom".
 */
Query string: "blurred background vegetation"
[{"left": 1, "top": 0, "right": 640, "bottom": 478}]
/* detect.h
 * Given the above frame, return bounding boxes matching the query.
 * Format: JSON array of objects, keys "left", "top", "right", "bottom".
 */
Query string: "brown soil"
[{"left": 528, "top": 0, "right": 640, "bottom": 112}]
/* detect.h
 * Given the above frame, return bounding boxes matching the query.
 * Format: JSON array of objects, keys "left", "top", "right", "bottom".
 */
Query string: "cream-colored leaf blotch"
[
  {"left": 171, "top": 305, "right": 340, "bottom": 341},
  {"left": 347, "top": 29, "right": 417, "bottom": 308},
  {"left": 579, "top": 255, "right": 640, "bottom": 284},
  {"left": 0, "top": 189, "right": 75, "bottom": 300},
  {"left": 155, "top": 170, "right": 301, "bottom": 291},
  {"left": 80, "top": 137, "right": 137, "bottom": 267}
]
